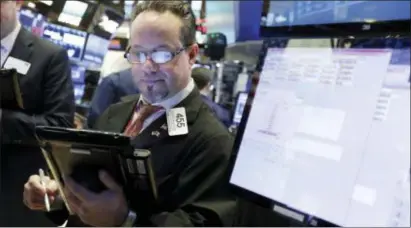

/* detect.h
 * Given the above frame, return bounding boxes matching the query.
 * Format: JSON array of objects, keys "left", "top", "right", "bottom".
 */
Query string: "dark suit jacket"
[
  {"left": 0, "top": 27, "right": 75, "bottom": 226},
  {"left": 47, "top": 89, "right": 237, "bottom": 226},
  {"left": 87, "top": 68, "right": 137, "bottom": 128}
]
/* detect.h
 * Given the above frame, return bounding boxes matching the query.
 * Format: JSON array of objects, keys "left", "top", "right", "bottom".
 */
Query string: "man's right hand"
[{"left": 23, "top": 174, "right": 59, "bottom": 211}]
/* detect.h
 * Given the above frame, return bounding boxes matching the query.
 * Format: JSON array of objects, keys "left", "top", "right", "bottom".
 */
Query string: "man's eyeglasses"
[{"left": 124, "top": 46, "right": 187, "bottom": 64}]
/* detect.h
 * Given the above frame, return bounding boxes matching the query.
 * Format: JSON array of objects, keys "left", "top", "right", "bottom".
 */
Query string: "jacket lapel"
[
  {"left": 103, "top": 95, "right": 140, "bottom": 133},
  {"left": 130, "top": 115, "right": 169, "bottom": 148},
  {"left": 8, "top": 28, "right": 34, "bottom": 65}
]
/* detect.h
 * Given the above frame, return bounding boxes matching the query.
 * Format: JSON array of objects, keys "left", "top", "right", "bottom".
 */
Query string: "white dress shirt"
[
  {"left": 0, "top": 22, "right": 21, "bottom": 121},
  {"left": 131, "top": 78, "right": 195, "bottom": 133},
  {"left": 1, "top": 22, "right": 21, "bottom": 67}
]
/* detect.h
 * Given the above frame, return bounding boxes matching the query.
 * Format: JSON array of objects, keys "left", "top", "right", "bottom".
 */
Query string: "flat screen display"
[
  {"left": 264, "top": 1, "right": 410, "bottom": 27},
  {"left": 83, "top": 34, "right": 110, "bottom": 66},
  {"left": 92, "top": 5, "right": 124, "bottom": 39},
  {"left": 18, "top": 7, "right": 38, "bottom": 31},
  {"left": 71, "top": 64, "right": 86, "bottom": 84},
  {"left": 230, "top": 37, "right": 410, "bottom": 227},
  {"left": 18, "top": 7, "right": 47, "bottom": 36},
  {"left": 58, "top": 0, "right": 89, "bottom": 26},
  {"left": 73, "top": 84, "right": 85, "bottom": 104},
  {"left": 233, "top": 92, "right": 248, "bottom": 125},
  {"left": 42, "top": 23, "right": 87, "bottom": 61}
]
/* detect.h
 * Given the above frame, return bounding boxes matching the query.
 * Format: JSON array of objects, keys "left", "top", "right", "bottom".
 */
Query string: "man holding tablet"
[{"left": 22, "top": 1, "right": 236, "bottom": 227}]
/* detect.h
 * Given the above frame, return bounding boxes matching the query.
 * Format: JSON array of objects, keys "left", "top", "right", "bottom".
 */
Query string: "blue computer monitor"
[
  {"left": 42, "top": 23, "right": 87, "bottom": 61},
  {"left": 260, "top": 1, "right": 410, "bottom": 37},
  {"left": 71, "top": 64, "right": 86, "bottom": 84},
  {"left": 82, "top": 34, "right": 110, "bottom": 66},
  {"left": 232, "top": 92, "right": 248, "bottom": 126},
  {"left": 73, "top": 84, "right": 85, "bottom": 104},
  {"left": 229, "top": 36, "right": 410, "bottom": 227},
  {"left": 264, "top": 1, "right": 410, "bottom": 27}
]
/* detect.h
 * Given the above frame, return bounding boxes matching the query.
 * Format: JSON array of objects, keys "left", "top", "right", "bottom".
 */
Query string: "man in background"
[
  {"left": 0, "top": 1, "right": 74, "bottom": 226},
  {"left": 191, "top": 67, "right": 231, "bottom": 127},
  {"left": 87, "top": 68, "right": 138, "bottom": 128}
]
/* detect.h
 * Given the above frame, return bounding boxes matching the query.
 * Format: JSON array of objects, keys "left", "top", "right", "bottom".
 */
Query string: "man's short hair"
[
  {"left": 191, "top": 67, "right": 213, "bottom": 90},
  {"left": 132, "top": 0, "right": 196, "bottom": 46}
]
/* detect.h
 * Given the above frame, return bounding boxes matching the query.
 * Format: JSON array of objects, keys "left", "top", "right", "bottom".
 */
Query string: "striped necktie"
[{"left": 123, "top": 103, "right": 163, "bottom": 137}]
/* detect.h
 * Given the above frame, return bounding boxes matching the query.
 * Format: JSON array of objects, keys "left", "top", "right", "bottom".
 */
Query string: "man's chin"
[{"left": 141, "top": 90, "right": 169, "bottom": 104}]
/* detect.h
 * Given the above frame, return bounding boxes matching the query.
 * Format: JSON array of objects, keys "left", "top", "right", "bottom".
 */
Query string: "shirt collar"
[
  {"left": 140, "top": 78, "right": 195, "bottom": 110},
  {"left": 1, "top": 22, "right": 21, "bottom": 52}
]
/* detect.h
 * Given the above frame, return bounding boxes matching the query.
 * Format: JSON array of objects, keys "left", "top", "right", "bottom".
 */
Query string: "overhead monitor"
[
  {"left": 229, "top": 37, "right": 410, "bottom": 227},
  {"left": 92, "top": 5, "right": 124, "bottom": 40},
  {"left": 232, "top": 92, "right": 248, "bottom": 126},
  {"left": 264, "top": 1, "right": 410, "bottom": 27},
  {"left": 260, "top": 1, "right": 410, "bottom": 37},
  {"left": 39, "top": 0, "right": 53, "bottom": 6},
  {"left": 58, "top": 0, "right": 89, "bottom": 26},
  {"left": 83, "top": 34, "right": 110, "bottom": 66},
  {"left": 42, "top": 23, "right": 87, "bottom": 61}
]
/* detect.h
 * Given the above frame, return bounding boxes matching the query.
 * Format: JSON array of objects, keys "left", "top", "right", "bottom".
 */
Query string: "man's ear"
[{"left": 188, "top": 43, "right": 199, "bottom": 66}]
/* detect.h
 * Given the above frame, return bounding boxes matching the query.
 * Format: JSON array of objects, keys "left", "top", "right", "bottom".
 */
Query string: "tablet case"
[
  {"left": 0, "top": 68, "right": 24, "bottom": 110},
  {"left": 35, "top": 126, "right": 159, "bottom": 214}
]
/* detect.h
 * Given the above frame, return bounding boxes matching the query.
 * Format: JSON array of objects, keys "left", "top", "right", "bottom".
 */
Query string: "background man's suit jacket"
[
  {"left": 0, "top": 27, "right": 75, "bottom": 226},
  {"left": 87, "top": 68, "right": 137, "bottom": 128}
]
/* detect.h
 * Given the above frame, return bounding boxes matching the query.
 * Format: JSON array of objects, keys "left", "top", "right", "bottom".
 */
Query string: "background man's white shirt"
[{"left": 1, "top": 22, "right": 21, "bottom": 67}]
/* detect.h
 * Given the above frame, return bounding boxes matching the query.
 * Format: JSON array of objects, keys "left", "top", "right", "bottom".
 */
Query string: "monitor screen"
[
  {"left": 73, "top": 84, "right": 85, "bottom": 104},
  {"left": 233, "top": 92, "right": 248, "bottom": 125},
  {"left": 230, "top": 37, "right": 410, "bottom": 227},
  {"left": 18, "top": 7, "right": 38, "bottom": 31},
  {"left": 83, "top": 34, "right": 110, "bottom": 66},
  {"left": 71, "top": 64, "right": 86, "bottom": 84},
  {"left": 42, "top": 23, "right": 87, "bottom": 61},
  {"left": 18, "top": 7, "right": 47, "bottom": 37},
  {"left": 58, "top": 0, "right": 89, "bottom": 26},
  {"left": 264, "top": 1, "right": 410, "bottom": 27},
  {"left": 92, "top": 5, "right": 124, "bottom": 39}
]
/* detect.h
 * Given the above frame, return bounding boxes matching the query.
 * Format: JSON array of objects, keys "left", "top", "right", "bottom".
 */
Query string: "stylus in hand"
[{"left": 39, "top": 168, "right": 51, "bottom": 212}]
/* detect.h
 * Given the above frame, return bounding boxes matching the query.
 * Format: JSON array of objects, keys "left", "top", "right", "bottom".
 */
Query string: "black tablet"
[
  {"left": 35, "top": 126, "right": 134, "bottom": 213},
  {"left": 0, "top": 68, "right": 24, "bottom": 110}
]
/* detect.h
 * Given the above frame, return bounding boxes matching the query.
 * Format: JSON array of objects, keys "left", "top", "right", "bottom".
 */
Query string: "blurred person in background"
[
  {"left": 0, "top": 0, "right": 75, "bottom": 226},
  {"left": 87, "top": 68, "right": 138, "bottom": 128},
  {"left": 191, "top": 67, "right": 231, "bottom": 127},
  {"left": 23, "top": 1, "right": 236, "bottom": 226}
]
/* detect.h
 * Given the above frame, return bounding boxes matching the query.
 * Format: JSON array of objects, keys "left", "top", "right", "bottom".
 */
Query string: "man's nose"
[{"left": 142, "top": 58, "right": 158, "bottom": 73}]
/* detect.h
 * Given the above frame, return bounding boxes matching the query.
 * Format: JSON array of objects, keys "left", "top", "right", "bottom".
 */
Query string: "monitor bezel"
[
  {"left": 227, "top": 32, "right": 410, "bottom": 227},
  {"left": 260, "top": 19, "right": 410, "bottom": 38}
]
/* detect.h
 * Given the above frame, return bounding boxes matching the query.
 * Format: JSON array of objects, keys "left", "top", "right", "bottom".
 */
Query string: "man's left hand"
[{"left": 64, "top": 170, "right": 128, "bottom": 227}]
